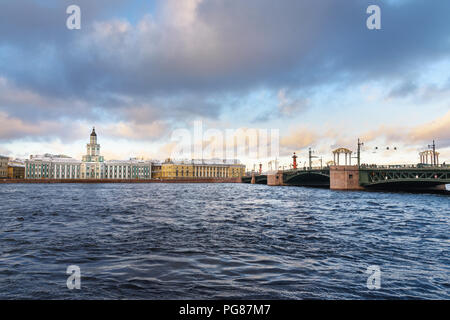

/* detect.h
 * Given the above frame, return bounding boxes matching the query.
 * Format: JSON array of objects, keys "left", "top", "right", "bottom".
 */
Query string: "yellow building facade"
[
  {"left": 8, "top": 165, "right": 25, "bottom": 179},
  {"left": 160, "top": 159, "right": 245, "bottom": 179},
  {"left": 151, "top": 164, "right": 162, "bottom": 179}
]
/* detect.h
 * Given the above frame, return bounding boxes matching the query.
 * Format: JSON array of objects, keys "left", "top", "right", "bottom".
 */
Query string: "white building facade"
[
  {"left": 105, "top": 159, "right": 152, "bottom": 180},
  {"left": 25, "top": 154, "right": 81, "bottom": 179},
  {"left": 25, "top": 128, "right": 152, "bottom": 180}
]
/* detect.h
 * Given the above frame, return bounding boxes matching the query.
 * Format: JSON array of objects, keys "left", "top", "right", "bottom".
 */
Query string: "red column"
[{"left": 292, "top": 152, "right": 298, "bottom": 169}]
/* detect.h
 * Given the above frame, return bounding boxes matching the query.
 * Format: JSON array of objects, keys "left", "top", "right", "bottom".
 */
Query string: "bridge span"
[
  {"left": 242, "top": 165, "right": 450, "bottom": 192},
  {"left": 359, "top": 165, "right": 450, "bottom": 191}
]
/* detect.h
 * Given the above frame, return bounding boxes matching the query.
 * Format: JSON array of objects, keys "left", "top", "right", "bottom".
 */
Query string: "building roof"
[
  {"left": 27, "top": 154, "right": 81, "bottom": 164},
  {"left": 90, "top": 127, "right": 97, "bottom": 137},
  {"left": 8, "top": 163, "right": 25, "bottom": 168},
  {"left": 163, "top": 158, "right": 243, "bottom": 165},
  {"left": 105, "top": 159, "right": 152, "bottom": 164}
]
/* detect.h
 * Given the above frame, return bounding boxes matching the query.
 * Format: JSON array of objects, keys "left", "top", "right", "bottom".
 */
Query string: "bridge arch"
[{"left": 283, "top": 170, "right": 330, "bottom": 187}]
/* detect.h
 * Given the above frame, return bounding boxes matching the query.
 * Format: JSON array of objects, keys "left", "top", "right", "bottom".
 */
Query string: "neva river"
[{"left": 0, "top": 183, "right": 448, "bottom": 299}]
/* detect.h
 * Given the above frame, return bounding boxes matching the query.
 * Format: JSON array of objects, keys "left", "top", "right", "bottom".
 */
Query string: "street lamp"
[
  {"left": 428, "top": 140, "right": 436, "bottom": 166},
  {"left": 357, "top": 138, "right": 364, "bottom": 167},
  {"left": 308, "top": 147, "right": 319, "bottom": 170}
]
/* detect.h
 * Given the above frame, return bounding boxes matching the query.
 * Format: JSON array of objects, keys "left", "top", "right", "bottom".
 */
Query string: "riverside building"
[
  {"left": 25, "top": 154, "right": 81, "bottom": 179},
  {"left": 104, "top": 159, "right": 152, "bottom": 180},
  {"left": 8, "top": 159, "right": 25, "bottom": 179},
  {"left": 25, "top": 128, "right": 152, "bottom": 180},
  {"left": 160, "top": 158, "right": 245, "bottom": 179},
  {"left": 0, "top": 155, "right": 8, "bottom": 178},
  {"left": 24, "top": 128, "right": 245, "bottom": 180},
  {"left": 80, "top": 127, "right": 105, "bottom": 179}
]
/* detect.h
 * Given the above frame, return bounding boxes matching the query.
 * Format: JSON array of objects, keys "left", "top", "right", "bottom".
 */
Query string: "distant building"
[
  {"left": 104, "top": 159, "right": 152, "bottom": 180},
  {"left": 160, "top": 158, "right": 245, "bottom": 179},
  {"left": 82, "top": 128, "right": 104, "bottom": 163},
  {"left": 8, "top": 164, "right": 25, "bottom": 179},
  {"left": 25, "top": 128, "right": 152, "bottom": 180},
  {"left": 25, "top": 154, "right": 81, "bottom": 179},
  {"left": 0, "top": 156, "right": 8, "bottom": 178},
  {"left": 80, "top": 127, "right": 104, "bottom": 179},
  {"left": 151, "top": 162, "right": 162, "bottom": 179},
  {"left": 23, "top": 127, "right": 245, "bottom": 180}
]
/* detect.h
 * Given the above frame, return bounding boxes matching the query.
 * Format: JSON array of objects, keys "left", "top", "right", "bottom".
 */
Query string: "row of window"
[
  {"left": 26, "top": 163, "right": 81, "bottom": 179},
  {"left": 165, "top": 166, "right": 244, "bottom": 178}
]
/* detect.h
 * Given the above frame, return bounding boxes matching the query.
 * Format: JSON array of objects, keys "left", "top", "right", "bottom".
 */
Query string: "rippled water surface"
[{"left": 0, "top": 183, "right": 449, "bottom": 299}]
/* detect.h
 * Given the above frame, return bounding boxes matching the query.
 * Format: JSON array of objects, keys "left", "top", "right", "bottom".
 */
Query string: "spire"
[{"left": 90, "top": 127, "right": 97, "bottom": 137}]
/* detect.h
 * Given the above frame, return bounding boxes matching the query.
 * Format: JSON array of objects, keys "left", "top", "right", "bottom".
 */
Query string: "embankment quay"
[
  {"left": 2, "top": 165, "right": 449, "bottom": 193},
  {"left": 0, "top": 177, "right": 242, "bottom": 184},
  {"left": 243, "top": 165, "right": 450, "bottom": 192}
]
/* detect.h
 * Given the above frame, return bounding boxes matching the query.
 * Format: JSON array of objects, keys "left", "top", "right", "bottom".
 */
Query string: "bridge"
[
  {"left": 242, "top": 139, "right": 449, "bottom": 192},
  {"left": 243, "top": 165, "right": 450, "bottom": 192}
]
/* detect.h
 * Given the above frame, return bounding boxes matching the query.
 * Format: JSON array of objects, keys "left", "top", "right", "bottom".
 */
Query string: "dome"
[{"left": 90, "top": 127, "right": 97, "bottom": 137}]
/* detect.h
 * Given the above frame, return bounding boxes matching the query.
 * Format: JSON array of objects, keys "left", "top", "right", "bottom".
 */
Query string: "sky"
[{"left": 0, "top": 0, "right": 449, "bottom": 170}]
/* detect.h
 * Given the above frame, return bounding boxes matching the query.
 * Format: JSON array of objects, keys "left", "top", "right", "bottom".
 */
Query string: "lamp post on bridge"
[
  {"left": 308, "top": 147, "right": 319, "bottom": 170},
  {"left": 428, "top": 140, "right": 436, "bottom": 166},
  {"left": 357, "top": 138, "right": 364, "bottom": 168}
]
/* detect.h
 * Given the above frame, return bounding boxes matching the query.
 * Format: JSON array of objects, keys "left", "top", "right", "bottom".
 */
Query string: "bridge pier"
[
  {"left": 330, "top": 165, "right": 364, "bottom": 190},
  {"left": 251, "top": 173, "right": 256, "bottom": 184},
  {"left": 267, "top": 171, "right": 284, "bottom": 186}
]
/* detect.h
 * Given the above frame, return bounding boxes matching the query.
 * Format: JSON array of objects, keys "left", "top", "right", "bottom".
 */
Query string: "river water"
[{"left": 0, "top": 183, "right": 448, "bottom": 299}]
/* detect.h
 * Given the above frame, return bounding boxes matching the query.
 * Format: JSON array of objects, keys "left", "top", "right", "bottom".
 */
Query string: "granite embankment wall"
[{"left": 0, "top": 177, "right": 242, "bottom": 184}]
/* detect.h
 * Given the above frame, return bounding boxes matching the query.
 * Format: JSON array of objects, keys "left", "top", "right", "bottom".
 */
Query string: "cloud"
[
  {"left": 0, "top": 145, "right": 11, "bottom": 156},
  {"left": 0, "top": 111, "right": 86, "bottom": 141},
  {"left": 387, "top": 81, "right": 419, "bottom": 98},
  {"left": 361, "top": 125, "right": 407, "bottom": 144},
  {"left": 280, "top": 127, "right": 318, "bottom": 153},
  {"left": 1, "top": 0, "right": 450, "bottom": 152},
  {"left": 360, "top": 111, "right": 450, "bottom": 148},
  {"left": 157, "top": 141, "right": 179, "bottom": 159},
  {"left": 103, "top": 121, "right": 168, "bottom": 140},
  {"left": 3, "top": 0, "right": 450, "bottom": 98},
  {"left": 0, "top": 77, "right": 96, "bottom": 122},
  {"left": 277, "top": 89, "right": 309, "bottom": 116},
  {"left": 410, "top": 110, "right": 450, "bottom": 147}
]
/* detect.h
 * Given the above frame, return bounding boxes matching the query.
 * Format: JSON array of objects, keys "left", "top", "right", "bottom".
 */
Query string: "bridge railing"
[
  {"left": 360, "top": 164, "right": 450, "bottom": 169},
  {"left": 282, "top": 167, "right": 330, "bottom": 174},
  {"left": 245, "top": 172, "right": 269, "bottom": 176}
]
